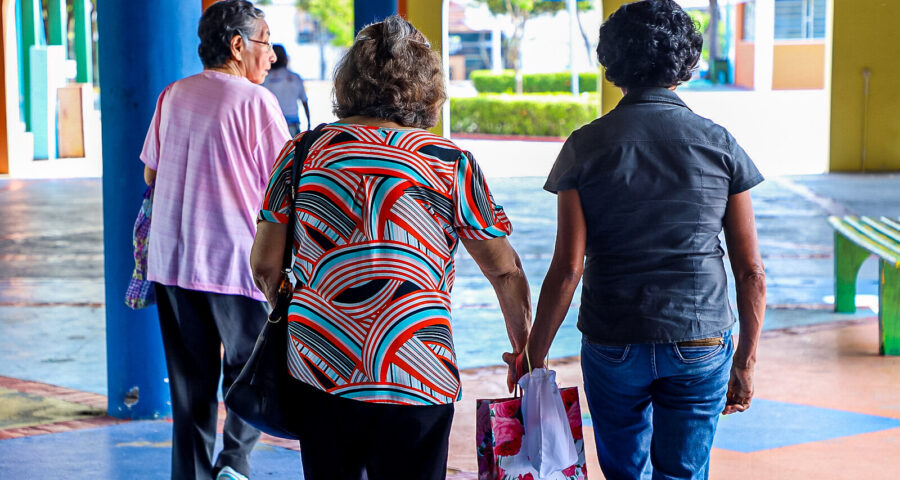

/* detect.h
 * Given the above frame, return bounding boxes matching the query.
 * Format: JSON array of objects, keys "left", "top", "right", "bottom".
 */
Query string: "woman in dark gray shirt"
[{"left": 517, "top": 1, "right": 766, "bottom": 479}]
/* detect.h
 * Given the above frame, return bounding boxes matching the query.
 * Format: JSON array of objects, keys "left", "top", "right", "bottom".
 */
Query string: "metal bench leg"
[
  {"left": 834, "top": 232, "right": 871, "bottom": 313},
  {"left": 880, "top": 260, "right": 900, "bottom": 356}
]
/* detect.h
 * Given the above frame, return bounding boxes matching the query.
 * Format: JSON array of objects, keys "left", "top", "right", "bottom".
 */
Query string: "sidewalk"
[{"left": 2, "top": 170, "right": 900, "bottom": 478}]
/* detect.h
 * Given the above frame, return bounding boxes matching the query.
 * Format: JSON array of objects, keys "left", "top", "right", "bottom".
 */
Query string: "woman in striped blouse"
[{"left": 250, "top": 15, "right": 531, "bottom": 480}]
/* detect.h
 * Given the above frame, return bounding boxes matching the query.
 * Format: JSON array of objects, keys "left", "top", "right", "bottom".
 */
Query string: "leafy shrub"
[
  {"left": 470, "top": 70, "right": 515, "bottom": 93},
  {"left": 469, "top": 70, "right": 601, "bottom": 94},
  {"left": 450, "top": 94, "right": 598, "bottom": 137}
]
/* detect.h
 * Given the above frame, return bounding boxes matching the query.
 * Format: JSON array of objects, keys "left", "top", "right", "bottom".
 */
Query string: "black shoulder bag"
[{"left": 225, "top": 124, "right": 327, "bottom": 439}]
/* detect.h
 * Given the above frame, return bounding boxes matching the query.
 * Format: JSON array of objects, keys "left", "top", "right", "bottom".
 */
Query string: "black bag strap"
[{"left": 281, "top": 123, "right": 328, "bottom": 275}]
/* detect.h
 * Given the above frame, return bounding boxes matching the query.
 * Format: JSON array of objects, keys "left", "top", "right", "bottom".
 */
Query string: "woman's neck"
[
  {"left": 338, "top": 116, "right": 416, "bottom": 130},
  {"left": 206, "top": 61, "right": 244, "bottom": 79}
]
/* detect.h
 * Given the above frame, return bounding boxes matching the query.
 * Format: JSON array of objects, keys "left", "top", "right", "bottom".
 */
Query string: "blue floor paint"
[
  {"left": 0, "top": 421, "right": 303, "bottom": 479},
  {"left": 713, "top": 399, "right": 900, "bottom": 452},
  {"left": 580, "top": 399, "right": 900, "bottom": 453}
]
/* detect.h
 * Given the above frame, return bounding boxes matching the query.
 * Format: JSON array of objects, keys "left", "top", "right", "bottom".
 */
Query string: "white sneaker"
[{"left": 216, "top": 466, "right": 249, "bottom": 480}]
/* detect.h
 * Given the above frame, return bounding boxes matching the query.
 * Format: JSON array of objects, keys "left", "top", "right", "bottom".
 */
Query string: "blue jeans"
[{"left": 580, "top": 332, "right": 733, "bottom": 480}]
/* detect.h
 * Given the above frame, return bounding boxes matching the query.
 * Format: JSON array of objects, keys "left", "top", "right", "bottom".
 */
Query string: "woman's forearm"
[
  {"left": 460, "top": 237, "right": 532, "bottom": 354},
  {"left": 527, "top": 263, "right": 582, "bottom": 368},
  {"left": 722, "top": 191, "right": 766, "bottom": 368},
  {"left": 485, "top": 256, "right": 531, "bottom": 354},
  {"left": 526, "top": 188, "right": 587, "bottom": 368},
  {"left": 251, "top": 222, "right": 289, "bottom": 306},
  {"left": 734, "top": 269, "right": 766, "bottom": 367}
]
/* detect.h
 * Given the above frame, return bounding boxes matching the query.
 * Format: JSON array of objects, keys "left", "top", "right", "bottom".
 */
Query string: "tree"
[
  {"left": 297, "top": 0, "right": 354, "bottom": 79},
  {"left": 297, "top": 0, "right": 354, "bottom": 47},
  {"left": 475, "top": 0, "right": 592, "bottom": 93}
]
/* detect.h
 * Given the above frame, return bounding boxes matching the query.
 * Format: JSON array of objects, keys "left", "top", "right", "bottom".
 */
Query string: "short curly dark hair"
[
  {"left": 197, "top": 0, "right": 265, "bottom": 69},
  {"left": 597, "top": 0, "right": 703, "bottom": 89},
  {"left": 332, "top": 15, "right": 445, "bottom": 129}
]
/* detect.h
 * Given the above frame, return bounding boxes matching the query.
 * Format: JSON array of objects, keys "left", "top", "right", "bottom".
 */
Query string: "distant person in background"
[
  {"left": 263, "top": 44, "right": 311, "bottom": 135},
  {"left": 140, "top": 1, "right": 289, "bottom": 480}
]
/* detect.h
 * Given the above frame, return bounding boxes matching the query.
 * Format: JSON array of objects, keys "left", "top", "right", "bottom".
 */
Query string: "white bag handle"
[{"left": 518, "top": 349, "right": 577, "bottom": 478}]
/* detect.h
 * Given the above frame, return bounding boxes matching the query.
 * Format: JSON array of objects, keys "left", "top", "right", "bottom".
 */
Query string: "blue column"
[
  {"left": 97, "top": 0, "right": 202, "bottom": 419},
  {"left": 354, "top": 0, "right": 397, "bottom": 34}
]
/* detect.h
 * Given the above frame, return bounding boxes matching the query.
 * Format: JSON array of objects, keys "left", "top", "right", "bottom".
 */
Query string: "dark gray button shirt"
[{"left": 544, "top": 88, "right": 763, "bottom": 344}]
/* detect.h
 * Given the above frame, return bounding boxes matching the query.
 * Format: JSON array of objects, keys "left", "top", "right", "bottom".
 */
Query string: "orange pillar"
[
  {"left": 0, "top": 0, "right": 10, "bottom": 174},
  {"left": 202, "top": 0, "right": 220, "bottom": 11}
]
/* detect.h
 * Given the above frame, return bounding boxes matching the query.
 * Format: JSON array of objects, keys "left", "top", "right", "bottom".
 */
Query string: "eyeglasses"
[{"left": 246, "top": 38, "right": 273, "bottom": 51}]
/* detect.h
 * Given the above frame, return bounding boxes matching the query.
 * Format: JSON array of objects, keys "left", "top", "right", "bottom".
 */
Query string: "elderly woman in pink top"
[{"left": 140, "top": 2, "right": 289, "bottom": 480}]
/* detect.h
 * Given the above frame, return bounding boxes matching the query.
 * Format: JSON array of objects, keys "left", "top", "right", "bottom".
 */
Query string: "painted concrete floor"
[{"left": 2, "top": 172, "right": 900, "bottom": 478}]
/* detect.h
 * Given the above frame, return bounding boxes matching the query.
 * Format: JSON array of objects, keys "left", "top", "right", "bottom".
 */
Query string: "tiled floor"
[{"left": 3, "top": 172, "right": 900, "bottom": 478}]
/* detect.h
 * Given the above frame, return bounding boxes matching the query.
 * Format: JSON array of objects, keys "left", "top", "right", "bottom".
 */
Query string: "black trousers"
[
  {"left": 294, "top": 381, "right": 455, "bottom": 480},
  {"left": 155, "top": 284, "right": 269, "bottom": 480}
]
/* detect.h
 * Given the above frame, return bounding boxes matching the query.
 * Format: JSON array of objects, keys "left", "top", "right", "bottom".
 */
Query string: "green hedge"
[
  {"left": 450, "top": 95, "right": 598, "bottom": 137},
  {"left": 470, "top": 70, "right": 601, "bottom": 94}
]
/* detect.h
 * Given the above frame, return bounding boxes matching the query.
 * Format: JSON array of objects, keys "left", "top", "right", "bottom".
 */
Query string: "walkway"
[{"left": 2, "top": 170, "right": 900, "bottom": 478}]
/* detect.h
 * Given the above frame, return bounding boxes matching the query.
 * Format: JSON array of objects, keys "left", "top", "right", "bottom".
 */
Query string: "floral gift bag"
[{"left": 476, "top": 387, "right": 587, "bottom": 480}]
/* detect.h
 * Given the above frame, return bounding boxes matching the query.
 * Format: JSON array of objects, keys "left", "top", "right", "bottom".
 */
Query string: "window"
[{"left": 774, "top": 0, "right": 827, "bottom": 40}]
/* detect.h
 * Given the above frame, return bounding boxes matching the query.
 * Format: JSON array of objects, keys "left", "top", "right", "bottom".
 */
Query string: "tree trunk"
[
  {"left": 575, "top": 4, "right": 596, "bottom": 67},
  {"left": 503, "top": 21, "right": 526, "bottom": 94},
  {"left": 503, "top": 1, "right": 527, "bottom": 94},
  {"left": 707, "top": 0, "right": 719, "bottom": 81}
]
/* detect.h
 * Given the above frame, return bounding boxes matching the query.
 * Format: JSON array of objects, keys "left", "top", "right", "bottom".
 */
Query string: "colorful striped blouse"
[{"left": 259, "top": 123, "right": 512, "bottom": 405}]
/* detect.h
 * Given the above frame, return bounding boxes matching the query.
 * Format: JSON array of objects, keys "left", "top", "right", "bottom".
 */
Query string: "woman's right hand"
[{"left": 502, "top": 351, "right": 527, "bottom": 393}]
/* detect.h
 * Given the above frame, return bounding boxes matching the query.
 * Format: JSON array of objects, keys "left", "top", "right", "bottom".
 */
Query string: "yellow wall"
[
  {"left": 600, "top": 0, "right": 630, "bottom": 114},
  {"left": 405, "top": 1, "right": 442, "bottom": 57},
  {"left": 404, "top": 0, "right": 445, "bottom": 136},
  {"left": 772, "top": 42, "right": 825, "bottom": 90},
  {"left": 830, "top": 0, "right": 900, "bottom": 171}
]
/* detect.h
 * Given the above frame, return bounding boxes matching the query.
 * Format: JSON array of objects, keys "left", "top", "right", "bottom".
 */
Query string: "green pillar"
[
  {"left": 48, "top": 0, "right": 68, "bottom": 57},
  {"left": 74, "top": 0, "right": 94, "bottom": 84},
  {"left": 879, "top": 261, "right": 900, "bottom": 356},
  {"left": 15, "top": 0, "right": 26, "bottom": 123},
  {"left": 20, "top": 0, "right": 43, "bottom": 131},
  {"left": 834, "top": 233, "right": 870, "bottom": 313}
]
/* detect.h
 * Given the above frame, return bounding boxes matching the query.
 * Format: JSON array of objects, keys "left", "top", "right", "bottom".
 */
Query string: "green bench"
[{"left": 828, "top": 215, "right": 900, "bottom": 355}]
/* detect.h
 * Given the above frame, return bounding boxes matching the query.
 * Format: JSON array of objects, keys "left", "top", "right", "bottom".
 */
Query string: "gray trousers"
[{"left": 155, "top": 284, "right": 269, "bottom": 480}]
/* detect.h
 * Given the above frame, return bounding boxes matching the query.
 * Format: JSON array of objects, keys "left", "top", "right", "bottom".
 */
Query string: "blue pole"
[
  {"left": 97, "top": 0, "right": 203, "bottom": 419},
  {"left": 354, "top": 0, "right": 397, "bottom": 34}
]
